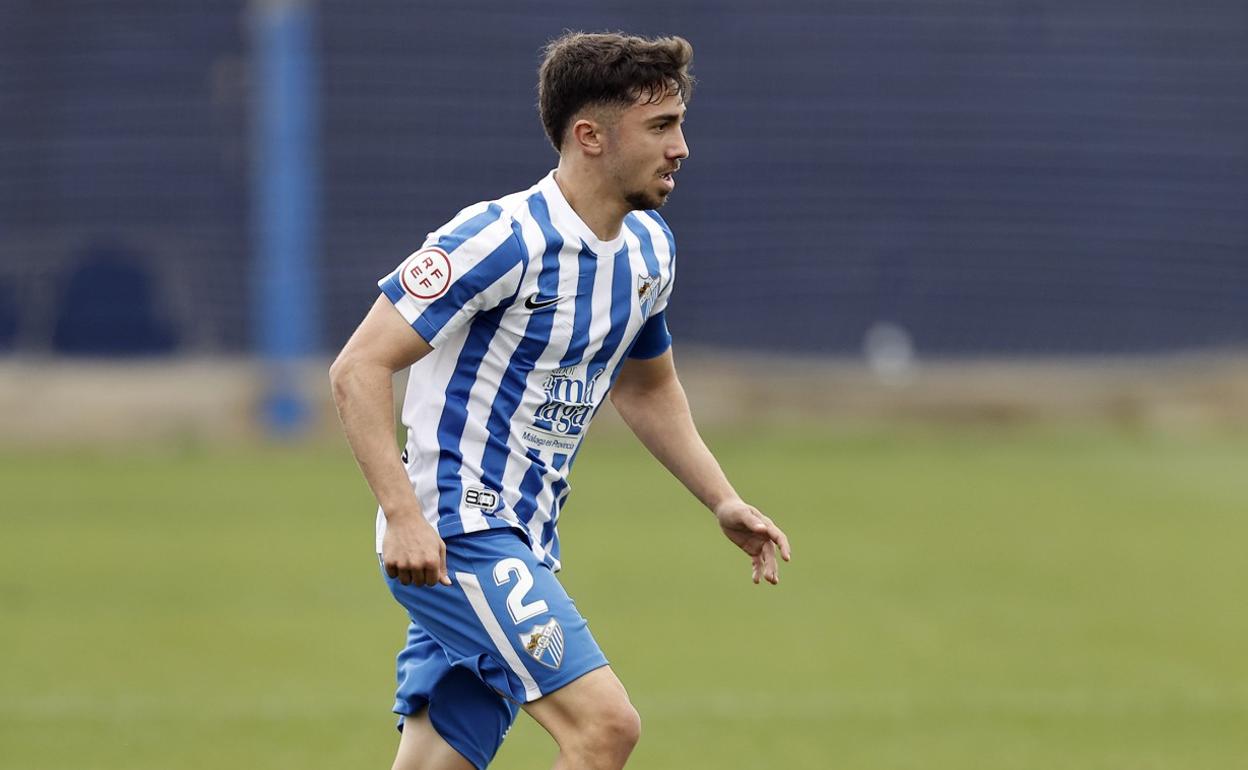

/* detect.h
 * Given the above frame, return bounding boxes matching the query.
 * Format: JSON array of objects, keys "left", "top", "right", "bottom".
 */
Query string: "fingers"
[
  {"left": 726, "top": 505, "right": 791, "bottom": 586},
  {"left": 381, "top": 521, "right": 449, "bottom": 589},
  {"left": 423, "top": 565, "right": 441, "bottom": 587},
  {"left": 752, "top": 510, "right": 792, "bottom": 564},
  {"left": 748, "top": 511, "right": 788, "bottom": 564},
  {"left": 773, "top": 525, "right": 792, "bottom": 562},
  {"left": 749, "top": 511, "right": 792, "bottom": 563},
  {"left": 387, "top": 562, "right": 447, "bottom": 587},
  {"left": 753, "top": 541, "right": 773, "bottom": 581},
  {"left": 748, "top": 527, "right": 783, "bottom": 586},
  {"left": 750, "top": 547, "right": 778, "bottom": 585},
  {"left": 749, "top": 547, "right": 773, "bottom": 585}
]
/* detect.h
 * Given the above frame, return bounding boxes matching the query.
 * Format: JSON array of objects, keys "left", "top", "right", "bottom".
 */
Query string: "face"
[{"left": 601, "top": 89, "right": 689, "bottom": 211}]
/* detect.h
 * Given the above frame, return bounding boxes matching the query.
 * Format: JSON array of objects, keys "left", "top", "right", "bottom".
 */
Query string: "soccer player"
[{"left": 330, "top": 32, "right": 792, "bottom": 770}]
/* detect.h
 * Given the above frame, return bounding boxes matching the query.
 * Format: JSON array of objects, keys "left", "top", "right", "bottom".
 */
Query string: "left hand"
[{"left": 714, "top": 499, "right": 792, "bottom": 585}]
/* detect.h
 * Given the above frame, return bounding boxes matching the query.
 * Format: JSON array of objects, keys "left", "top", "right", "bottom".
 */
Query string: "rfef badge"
[{"left": 401, "top": 247, "right": 453, "bottom": 299}]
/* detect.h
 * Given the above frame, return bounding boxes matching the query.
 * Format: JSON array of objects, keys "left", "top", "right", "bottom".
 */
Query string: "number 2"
[{"left": 493, "top": 558, "right": 549, "bottom": 624}]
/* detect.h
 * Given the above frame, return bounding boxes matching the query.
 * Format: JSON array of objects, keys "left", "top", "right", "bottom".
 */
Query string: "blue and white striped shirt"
[{"left": 376, "top": 171, "right": 676, "bottom": 570}]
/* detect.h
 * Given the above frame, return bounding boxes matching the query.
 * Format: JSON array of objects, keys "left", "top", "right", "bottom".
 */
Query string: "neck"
[{"left": 552, "top": 158, "right": 629, "bottom": 242}]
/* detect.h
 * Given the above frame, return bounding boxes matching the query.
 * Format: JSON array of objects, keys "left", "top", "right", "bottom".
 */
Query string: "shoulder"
[
  {"left": 638, "top": 210, "right": 675, "bottom": 246},
  {"left": 428, "top": 189, "right": 537, "bottom": 267},
  {"left": 489, "top": 179, "right": 568, "bottom": 263},
  {"left": 625, "top": 210, "right": 677, "bottom": 262}
]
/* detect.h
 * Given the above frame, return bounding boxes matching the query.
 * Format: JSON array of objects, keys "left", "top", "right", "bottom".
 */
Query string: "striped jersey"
[{"left": 375, "top": 170, "right": 676, "bottom": 571}]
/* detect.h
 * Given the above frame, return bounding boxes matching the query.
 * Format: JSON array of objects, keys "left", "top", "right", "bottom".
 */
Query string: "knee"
[{"left": 584, "top": 699, "right": 641, "bottom": 755}]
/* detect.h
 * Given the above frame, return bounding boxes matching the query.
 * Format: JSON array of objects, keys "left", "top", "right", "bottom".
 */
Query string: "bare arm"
[
  {"left": 329, "top": 295, "right": 449, "bottom": 586},
  {"left": 610, "top": 349, "right": 792, "bottom": 584}
]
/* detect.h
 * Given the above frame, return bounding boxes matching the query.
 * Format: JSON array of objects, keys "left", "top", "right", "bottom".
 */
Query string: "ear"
[{"left": 569, "top": 118, "right": 605, "bottom": 157}]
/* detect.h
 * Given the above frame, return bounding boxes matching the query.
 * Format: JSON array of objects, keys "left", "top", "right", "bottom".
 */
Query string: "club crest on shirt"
[
  {"left": 636, "top": 273, "right": 659, "bottom": 316},
  {"left": 518, "top": 618, "right": 565, "bottom": 669},
  {"left": 400, "top": 247, "right": 452, "bottom": 300}
]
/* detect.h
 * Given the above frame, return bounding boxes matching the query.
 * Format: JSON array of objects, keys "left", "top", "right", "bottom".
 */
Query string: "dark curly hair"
[{"left": 538, "top": 32, "right": 694, "bottom": 151}]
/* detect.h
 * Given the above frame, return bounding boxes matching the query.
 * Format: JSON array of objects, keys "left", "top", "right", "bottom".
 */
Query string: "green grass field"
[{"left": 3, "top": 427, "right": 1246, "bottom": 769}]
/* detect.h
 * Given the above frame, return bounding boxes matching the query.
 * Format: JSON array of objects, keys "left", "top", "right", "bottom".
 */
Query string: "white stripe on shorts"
[{"left": 455, "top": 571, "right": 542, "bottom": 701}]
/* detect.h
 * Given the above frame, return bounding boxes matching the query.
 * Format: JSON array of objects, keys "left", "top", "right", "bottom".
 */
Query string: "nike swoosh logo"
[{"left": 524, "top": 294, "right": 563, "bottom": 310}]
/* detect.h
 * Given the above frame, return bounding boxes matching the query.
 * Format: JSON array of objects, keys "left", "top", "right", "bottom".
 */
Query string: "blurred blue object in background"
[
  {"left": 250, "top": 0, "right": 320, "bottom": 436},
  {"left": 51, "top": 243, "right": 177, "bottom": 355}
]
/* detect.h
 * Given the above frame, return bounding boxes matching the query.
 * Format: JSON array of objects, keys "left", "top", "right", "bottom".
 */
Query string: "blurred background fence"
[
  {"left": 6, "top": 9, "right": 1248, "bottom": 769},
  {"left": 1, "top": 0, "right": 1246, "bottom": 438}
]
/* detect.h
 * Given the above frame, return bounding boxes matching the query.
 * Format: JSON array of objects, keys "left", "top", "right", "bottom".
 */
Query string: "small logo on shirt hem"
[{"left": 463, "top": 485, "right": 500, "bottom": 513}]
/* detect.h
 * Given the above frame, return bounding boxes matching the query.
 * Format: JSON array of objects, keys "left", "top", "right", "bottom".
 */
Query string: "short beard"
[{"left": 624, "top": 188, "right": 668, "bottom": 211}]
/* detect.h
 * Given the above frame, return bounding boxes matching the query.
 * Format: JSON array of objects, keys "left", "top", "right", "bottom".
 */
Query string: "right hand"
[{"left": 382, "top": 512, "right": 451, "bottom": 587}]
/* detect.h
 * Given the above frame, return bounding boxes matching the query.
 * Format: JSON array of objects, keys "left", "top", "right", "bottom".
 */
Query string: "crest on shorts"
[{"left": 518, "top": 618, "right": 564, "bottom": 669}]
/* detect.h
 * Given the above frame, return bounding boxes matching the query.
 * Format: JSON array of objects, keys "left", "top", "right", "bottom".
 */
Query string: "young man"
[{"left": 331, "top": 32, "right": 792, "bottom": 770}]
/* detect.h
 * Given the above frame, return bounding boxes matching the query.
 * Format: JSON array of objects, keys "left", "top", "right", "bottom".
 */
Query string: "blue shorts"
[{"left": 382, "top": 528, "right": 609, "bottom": 769}]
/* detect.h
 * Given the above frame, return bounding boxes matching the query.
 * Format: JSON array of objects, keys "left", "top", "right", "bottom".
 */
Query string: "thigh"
[
  {"left": 393, "top": 706, "right": 476, "bottom": 770},
  {"left": 521, "top": 665, "right": 634, "bottom": 742},
  {"left": 385, "top": 529, "right": 610, "bottom": 706}
]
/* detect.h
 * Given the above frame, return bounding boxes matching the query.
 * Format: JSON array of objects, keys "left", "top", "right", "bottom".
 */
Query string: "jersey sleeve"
[
  {"left": 377, "top": 203, "right": 527, "bottom": 347},
  {"left": 628, "top": 214, "right": 676, "bottom": 359},
  {"left": 627, "top": 311, "right": 671, "bottom": 359}
]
